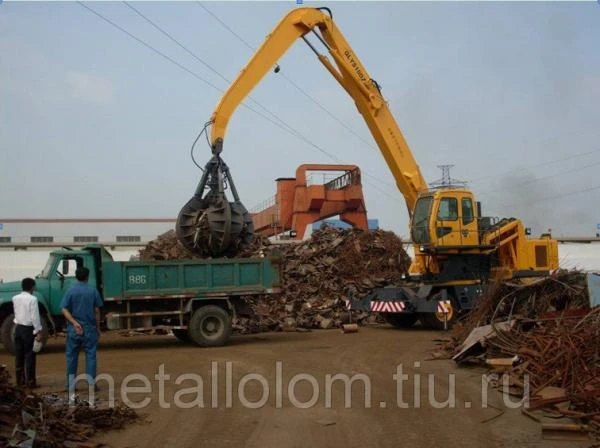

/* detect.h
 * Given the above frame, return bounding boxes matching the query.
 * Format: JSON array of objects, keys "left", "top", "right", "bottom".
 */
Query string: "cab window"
[
  {"left": 462, "top": 198, "right": 474, "bottom": 225},
  {"left": 411, "top": 196, "right": 433, "bottom": 244},
  {"left": 40, "top": 255, "right": 57, "bottom": 278},
  {"left": 437, "top": 198, "right": 458, "bottom": 221},
  {"left": 55, "top": 257, "right": 83, "bottom": 278}
]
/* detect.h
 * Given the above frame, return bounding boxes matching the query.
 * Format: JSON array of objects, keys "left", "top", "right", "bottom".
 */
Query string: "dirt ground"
[{"left": 0, "top": 326, "right": 586, "bottom": 448}]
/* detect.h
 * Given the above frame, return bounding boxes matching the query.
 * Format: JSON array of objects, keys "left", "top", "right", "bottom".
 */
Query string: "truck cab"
[
  {"left": 37, "top": 246, "right": 106, "bottom": 315},
  {"left": 0, "top": 245, "right": 108, "bottom": 353}
]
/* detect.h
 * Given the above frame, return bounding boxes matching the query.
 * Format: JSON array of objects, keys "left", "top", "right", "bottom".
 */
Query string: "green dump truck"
[{"left": 0, "top": 245, "right": 281, "bottom": 353}]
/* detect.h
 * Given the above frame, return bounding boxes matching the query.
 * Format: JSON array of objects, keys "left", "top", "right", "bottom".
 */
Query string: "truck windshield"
[
  {"left": 39, "top": 255, "right": 57, "bottom": 278},
  {"left": 411, "top": 196, "right": 433, "bottom": 244}
]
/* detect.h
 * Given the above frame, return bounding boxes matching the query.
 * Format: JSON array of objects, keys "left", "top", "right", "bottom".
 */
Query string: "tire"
[
  {"left": 420, "top": 299, "right": 458, "bottom": 331},
  {"left": 172, "top": 329, "right": 191, "bottom": 343},
  {"left": 188, "top": 305, "right": 232, "bottom": 347},
  {"left": 384, "top": 313, "right": 418, "bottom": 328},
  {"left": 1, "top": 313, "right": 50, "bottom": 355},
  {"left": 0, "top": 314, "right": 15, "bottom": 355}
]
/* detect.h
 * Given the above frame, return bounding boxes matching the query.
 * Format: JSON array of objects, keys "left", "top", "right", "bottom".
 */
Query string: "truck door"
[
  {"left": 49, "top": 254, "right": 97, "bottom": 304},
  {"left": 50, "top": 257, "right": 80, "bottom": 302}
]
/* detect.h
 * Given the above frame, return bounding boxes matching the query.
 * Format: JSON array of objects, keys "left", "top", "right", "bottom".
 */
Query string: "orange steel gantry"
[{"left": 251, "top": 164, "right": 368, "bottom": 239}]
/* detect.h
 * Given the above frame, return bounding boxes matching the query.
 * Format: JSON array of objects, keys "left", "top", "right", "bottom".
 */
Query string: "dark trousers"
[{"left": 14, "top": 324, "right": 36, "bottom": 386}]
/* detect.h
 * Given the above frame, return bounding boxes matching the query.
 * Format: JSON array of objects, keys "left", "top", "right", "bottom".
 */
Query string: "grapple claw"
[{"left": 176, "top": 155, "right": 253, "bottom": 257}]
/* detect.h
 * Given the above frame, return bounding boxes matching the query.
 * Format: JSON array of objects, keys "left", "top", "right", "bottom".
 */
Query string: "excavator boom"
[{"left": 210, "top": 7, "right": 428, "bottom": 211}]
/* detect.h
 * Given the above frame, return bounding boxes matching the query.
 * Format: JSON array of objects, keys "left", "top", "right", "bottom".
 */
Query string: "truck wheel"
[
  {"left": 188, "top": 305, "right": 232, "bottom": 347},
  {"left": 1, "top": 314, "right": 49, "bottom": 355},
  {"left": 172, "top": 329, "right": 191, "bottom": 343},
  {"left": 0, "top": 314, "right": 15, "bottom": 355},
  {"left": 384, "top": 313, "right": 418, "bottom": 328}
]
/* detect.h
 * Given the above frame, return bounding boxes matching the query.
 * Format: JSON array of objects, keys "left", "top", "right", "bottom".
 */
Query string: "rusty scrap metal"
[
  {"left": 139, "top": 226, "right": 411, "bottom": 332},
  {"left": 450, "top": 271, "right": 591, "bottom": 346},
  {"left": 235, "top": 227, "right": 410, "bottom": 332},
  {"left": 139, "top": 229, "right": 270, "bottom": 261},
  {"left": 441, "top": 272, "right": 599, "bottom": 438},
  {"left": 0, "top": 365, "right": 139, "bottom": 447}
]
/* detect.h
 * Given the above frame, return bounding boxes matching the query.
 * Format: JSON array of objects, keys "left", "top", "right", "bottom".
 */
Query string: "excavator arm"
[
  {"left": 209, "top": 7, "right": 428, "bottom": 211},
  {"left": 177, "top": 6, "right": 558, "bottom": 284}
]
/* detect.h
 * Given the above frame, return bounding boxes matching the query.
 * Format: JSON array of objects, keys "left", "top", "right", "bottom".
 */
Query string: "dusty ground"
[{"left": 0, "top": 326, "right": 586, "bottom": 448}]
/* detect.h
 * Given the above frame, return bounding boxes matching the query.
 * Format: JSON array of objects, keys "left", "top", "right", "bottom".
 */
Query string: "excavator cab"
[
  {"left": 410, "top": 189, "right": 559, "bottom": 280},
  {"left": 410, "top": 189, "right": 480, "bottom": 250}
]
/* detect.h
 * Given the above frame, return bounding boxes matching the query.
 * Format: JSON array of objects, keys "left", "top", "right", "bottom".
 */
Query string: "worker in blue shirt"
[{"left": 60, "top": 266, "right": 103, "bottom": 392}]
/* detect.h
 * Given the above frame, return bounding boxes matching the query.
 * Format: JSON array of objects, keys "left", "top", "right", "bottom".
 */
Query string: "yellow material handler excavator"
[{"left": 176, "top": 7, "right": 558, "bottom": 328}]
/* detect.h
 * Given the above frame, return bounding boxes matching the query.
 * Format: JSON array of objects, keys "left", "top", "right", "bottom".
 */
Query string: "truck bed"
[{"left": 101, "top": 256, "right": 281, "bottom": 300}]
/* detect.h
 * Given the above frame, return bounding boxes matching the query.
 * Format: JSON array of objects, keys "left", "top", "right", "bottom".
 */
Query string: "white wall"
[
  {"left": 0, "top": 248, "right": 139, "bottom": 283},
  {"left": 1, "top": 243, "right": 598, "bottom": 284},
  {"left": 558, "top": 243, "right": 600, "bottom": 271},
  {"left": 0, "top": 222, "right": 173, "bottom": 244}
]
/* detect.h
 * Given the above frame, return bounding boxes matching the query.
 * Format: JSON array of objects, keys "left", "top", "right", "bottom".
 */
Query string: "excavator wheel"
[{"left": 420, "top": 294, "right": 458, "bottom": 330}]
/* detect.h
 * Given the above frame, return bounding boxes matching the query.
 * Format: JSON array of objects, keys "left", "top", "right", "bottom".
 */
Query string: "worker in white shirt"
[{"left": 12, "top": 278, "right": 42, "bottom": 387}]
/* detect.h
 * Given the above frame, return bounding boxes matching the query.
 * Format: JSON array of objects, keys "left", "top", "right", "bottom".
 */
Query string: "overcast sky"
[{"left": 1, "top": 1, "right": 599, "bottom": 238}]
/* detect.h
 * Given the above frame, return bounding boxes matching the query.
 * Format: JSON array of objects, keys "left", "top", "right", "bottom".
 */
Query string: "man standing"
[
  {"left": 12, "top": 277, "right": 42, "bottom": 387},
  {"left": 60, "top": 267, "right": 103, "bottom": 391}
]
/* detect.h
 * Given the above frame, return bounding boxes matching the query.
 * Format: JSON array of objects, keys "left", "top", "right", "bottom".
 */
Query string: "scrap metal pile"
[
  {"left": 0, "top": 365, "right": 139, "bottom": 447},
  {"left": 235, "top": 227, "right": 410, "bottom": 332},
  {"left": 446, "top": 272, "right": 600, "bottom": 439},
  {"left": 139, "top": 229, "right": 269, "bottom": 261},
  {"left": 450, "top": 271, "right": 591, "bottom": 344},
  {"left": 140, "top": 227, "right": 411, "bottom": 331}
]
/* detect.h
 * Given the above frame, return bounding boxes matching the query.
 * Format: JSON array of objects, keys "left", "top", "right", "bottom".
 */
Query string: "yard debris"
[
  {"left": 140, "top": 226, "right": 411, "bottom": 332},
  {"left": 485, "top": 357, "right": 519, "bottom": 368},
  {"left": 441, "top": 271, "right": 599, "bottom": 438},
  {"left": 315, "top": 419, "right": 336, "bottom": 427},
  {"left": 0, "top": 365, "right": 139, "bottom": 447},
  {"left": 448, "top": 271, "right": 590, "bottom": 347},
  {"left": 342, "top": 324, "right": 359, "bottom": 333},
  {"left": 452, "top": 320, "right": 513, "bottom": 362}
]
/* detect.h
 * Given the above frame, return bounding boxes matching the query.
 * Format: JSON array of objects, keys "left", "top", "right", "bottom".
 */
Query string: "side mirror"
[
  {"left": 525, "top": 227, "right": 532, "bottom": 236},
  {"left": 62, "top": 259, "right": 69, "bottom": 275}
]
